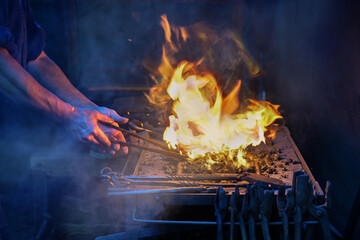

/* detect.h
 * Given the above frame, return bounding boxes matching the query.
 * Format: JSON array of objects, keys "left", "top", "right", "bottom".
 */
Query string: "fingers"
[
  {"left": 98, "top": 107, "right": 128, "bottom": 124},
  {"left": 85, "top": 134, "right": 100, "bottom": 145},
  {"left": 113, "top": 143, "right": 120, "bottom": 151},
  {"left": 115, "top": 131, "right": 128, "bottom": 154},
  {"left": 109, "top": 129, "right": 128, "bottom": 154},
  {"left": 96, "top": 111, "right": 116, "bottom": 124},
  {"left": 109, "top": 110, "right": 128, "bottom": 124},
  {"left": 75, "top": 107, "right": 129, "bottom": 155},
  {"left": 93, "top": 126, "right": 112, "bottom": 147},
  {"left": 97, "top": 123, "right": 128, "bottom": 154}
]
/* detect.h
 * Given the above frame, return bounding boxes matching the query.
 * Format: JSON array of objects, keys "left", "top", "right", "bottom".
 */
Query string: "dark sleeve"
[
  {"left": 26, "top": 2, "right": 45, "bottom": 62},
  {"left": 0, "top": 25, "right": 17, "bottom": 55}
]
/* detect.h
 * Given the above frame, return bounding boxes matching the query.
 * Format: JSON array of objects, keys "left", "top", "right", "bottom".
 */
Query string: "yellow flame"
[
  {"left": 163, "top": 61, "right": 282, "bottom": 166},
  {"left": 146, "top": 15, "right": 282, "bottom": 168}
]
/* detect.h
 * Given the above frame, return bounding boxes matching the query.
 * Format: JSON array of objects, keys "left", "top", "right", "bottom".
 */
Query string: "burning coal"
[{"left": 145, "top": 15, "right": 282, "bottom": 170}]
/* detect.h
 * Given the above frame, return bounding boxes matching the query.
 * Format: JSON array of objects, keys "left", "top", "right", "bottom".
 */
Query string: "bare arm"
[
  {"left": 0, "top": 48, "right": 73, "bottom": 118},
  {"left": 0, "top": 48, "right": 127, "bottom": 154},
  {"left": 26, "top": 51, "right": 96, "bottom": 109}
]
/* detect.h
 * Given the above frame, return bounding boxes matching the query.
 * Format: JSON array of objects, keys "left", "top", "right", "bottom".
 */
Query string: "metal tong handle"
[{"left": 101, "top": 122, "right": 169, "bottom": 150}]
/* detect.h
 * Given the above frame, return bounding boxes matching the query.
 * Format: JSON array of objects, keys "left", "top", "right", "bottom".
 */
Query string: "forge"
[
  {"left": 94, "top": 13, "right": 333, "bottom": 239},
  {"left": 94, "top": 93, "right": 328, "bottom": 239}
]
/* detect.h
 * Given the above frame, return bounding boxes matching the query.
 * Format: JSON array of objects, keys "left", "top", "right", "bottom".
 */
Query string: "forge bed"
[{"left": 120, "top": 126, "right": 318, "bottom": 190}]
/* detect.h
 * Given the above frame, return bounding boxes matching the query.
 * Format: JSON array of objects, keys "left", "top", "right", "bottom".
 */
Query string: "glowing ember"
[{"left": 145, "top": 15, "right": 282, "bottom": 169}]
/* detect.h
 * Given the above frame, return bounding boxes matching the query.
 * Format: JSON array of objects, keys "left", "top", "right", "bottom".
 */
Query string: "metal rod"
[
  {"left": 114, "top": 140, "right": 186, "bottom": 160},
  {"left": 108, "top": 187, "right": 206, "bottom": 195},
  {"left": 121, "top": 174, "right": 248, "bottom": 181},
  {"left": 120, "top": 172, "right": 285, "bottom": 186},
  {"left": 101, "top": 122, "right": 170, "bottom": 151},
  {"left": 87, "top": 86, "right": 151, "bottom": 91},
  {"left": 110, "top": 180, "right": 250, "bottom": 188},
  {"left": 127, "top": 121, "right": 163, "bottom": 136}
]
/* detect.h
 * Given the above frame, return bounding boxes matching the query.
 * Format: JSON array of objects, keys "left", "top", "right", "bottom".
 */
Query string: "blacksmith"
[
  {"left": 0, "top": 1, "right": 128, "bottom": 239},
  {"left": 0, "top": 0, "right": 128, "bottom": 154}
]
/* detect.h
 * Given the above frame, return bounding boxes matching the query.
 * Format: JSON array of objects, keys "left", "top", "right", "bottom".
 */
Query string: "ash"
[{"left": 137, "top": 127, "right": 303, "bottom": 186}]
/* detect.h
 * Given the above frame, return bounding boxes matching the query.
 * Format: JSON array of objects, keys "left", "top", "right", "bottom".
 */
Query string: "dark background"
[{"left": 0, "top": 0, "right": 359, "bottom": 238}]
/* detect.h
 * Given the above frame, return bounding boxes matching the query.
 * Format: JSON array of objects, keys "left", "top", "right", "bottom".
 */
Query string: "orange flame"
[
  {"left": 146, "top": 15, "right": 282, "bottom": 167},
  {"left": 163, "top": 61, "right": 282, "bottom": 166}
]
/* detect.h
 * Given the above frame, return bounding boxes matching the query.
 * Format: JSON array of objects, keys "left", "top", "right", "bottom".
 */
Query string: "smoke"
[{"left": 4, "top": 0, "right": 360, "bottom": 238}]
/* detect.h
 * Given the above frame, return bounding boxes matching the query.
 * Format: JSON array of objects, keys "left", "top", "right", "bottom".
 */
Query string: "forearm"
[
  {"left": 27, "top": 51, "right": 96, "bottom": 108},
  {"left": 0, "top": 48, "right": 73, "bottom": 119}
]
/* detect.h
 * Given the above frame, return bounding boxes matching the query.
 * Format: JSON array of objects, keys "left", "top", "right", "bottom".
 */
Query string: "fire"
[
  {"left": 163, "top": 61, "right": 281, "bottom": 166},
  {"left": 145, "top": 15, "right": 282, "bottom": 168}
]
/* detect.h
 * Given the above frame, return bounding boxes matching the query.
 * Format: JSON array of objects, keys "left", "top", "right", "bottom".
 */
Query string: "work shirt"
[{"left": 0, "top": 0, "right": 45, "bottom": 68}]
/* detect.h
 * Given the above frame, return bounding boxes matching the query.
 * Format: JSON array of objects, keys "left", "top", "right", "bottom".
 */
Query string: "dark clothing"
[
  {"left": 0, "top": 0, "right": 45, "bottom": 67},
  {"left": 0, "top": 2, "right": 45, "bottom": 239}
]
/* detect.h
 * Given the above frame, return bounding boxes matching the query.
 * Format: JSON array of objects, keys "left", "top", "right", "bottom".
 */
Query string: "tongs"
[
  {"left": 101, "top": 122, "right": 186, "bottom": 160},
  {"left": 126, "top": 121, "right": 163, "bottom": 137}
]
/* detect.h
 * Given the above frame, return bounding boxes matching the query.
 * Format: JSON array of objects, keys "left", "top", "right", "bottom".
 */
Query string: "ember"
[{"left": 146, "top": 15, "right": 282, "bottom": 170}]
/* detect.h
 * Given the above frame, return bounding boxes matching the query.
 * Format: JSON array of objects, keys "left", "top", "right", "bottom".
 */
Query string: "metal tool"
[
  {"left": 115, "top": 179, "right": 250, "bottom": 188},
  {"left": 307, "top": 181, "right": 332, "bottom": 240},
  {"left": 115, "top": 172, "right": 284, "bottom": 187},
  {"left": 260, "top": 190, "right": 275, "bottom": 240},
  {"left": 230, "top": 186, "right": 240, "bottom": 240},
  {"left": 248, "top": 183, "right": 261, "bottom": 240},
  {"left": 101, "top": 168, "right": 285, "bottom": 190},
  {"left": 294, "top": 174, "right": 309, "bottom": 240},
  {"left": 101, "top": 122, "right": 171, "bottom": 151},
  {"left": 126, "top": 120, "right": 163, "bottom": 137},
  {"left": 215, "top": 187, "right": 227, "bottom": 240},
  {"left": 277, "top": 186, "right": 289, "bottom": 240},
  {"left": 113, "top": 140, "right": 186, "bottom": 159},
  {"left": 239, "top": 185, "right": 250, "bottom": 240},
  {"left": 108, "top": 186, "right": 206, "bottom": 195}
]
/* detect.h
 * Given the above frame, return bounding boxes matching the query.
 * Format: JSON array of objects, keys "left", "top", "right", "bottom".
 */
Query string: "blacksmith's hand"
[
  {"left": 65, "top": 107, "right": 128, "bottom": 154},
  {"left": 97, "top": 107, "right": 129, "bottom": 154}
]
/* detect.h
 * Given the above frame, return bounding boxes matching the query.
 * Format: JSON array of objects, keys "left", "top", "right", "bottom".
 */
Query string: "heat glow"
[{"left": 146, "top": 15, "right": 282, "bottom": 167}]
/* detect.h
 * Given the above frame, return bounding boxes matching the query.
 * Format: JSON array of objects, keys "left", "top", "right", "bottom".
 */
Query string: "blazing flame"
[
  {"left": 163, "top": 61, "right": 281, "bottom": 166},
  {"left": 146, "top": 15, "right": 282, "bottom": 168}
]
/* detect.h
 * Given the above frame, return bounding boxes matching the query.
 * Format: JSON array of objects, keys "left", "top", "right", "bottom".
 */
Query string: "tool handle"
[
  {"left": 294, "top": 205, "right": 302, "bottom": 240},
  {"left": 238, "top": 215, "right": 248, "bottom": 240},
  {"left": 230, "top": 211, "right": 235, "bottom": 240},
  {"left": 248, "top": 213, "right": 256, "bottom": 240},
  {"left": 216, "top": 215, "right": 223, "bottom": 240},
  {"left": 261, "top": 216, "right": 271, "bottom": 240},
  {"left": 281, "top": 213, "right": 289, "bottom": 240},
  {"left": 101, "top": 122, "right": 169, "bottom": 150}
]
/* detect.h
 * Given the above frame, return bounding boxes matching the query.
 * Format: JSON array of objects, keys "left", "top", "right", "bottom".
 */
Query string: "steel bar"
[
  {"left": 215, "top": 187, "right": 227, "bottom": 240},
  {"left": 294, "top": 174, "right": 309, "bottom": 240},
  {"left": 230, "top": 189, "right": 240, "bottom": 240},
  {"left": 260, "top": 190, "right": 274, "bottom": 240},
  {"left": 277, "top": 186, "right": 289, "bottom": 240},
  {"left": 121, "top": 172, "right": 285, "bottom": 186},
  {"left": 88, "top": 86, "right": 151, "bottom": 91},
  {"left": 112, "top": 179, "right": 249, "bottom": 188},
  {"left": 108, "top": 187, "right": 206, "bottom": 195},
  {"left": 239, "top": 184, "right": 250, "bottom": 240},
  {"left": 113, "top": 141, "right": 186, "bottom": 160},
  {"left": 127, "top": 121, "right": 163, "bottom": 137}
]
